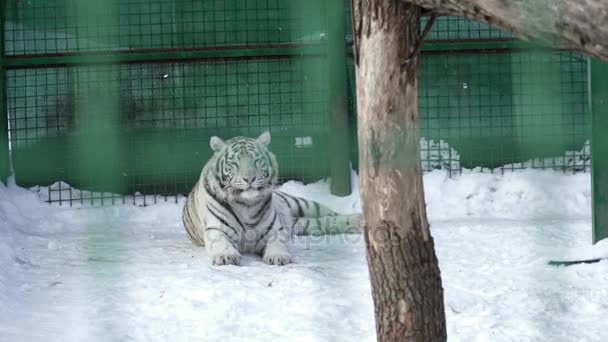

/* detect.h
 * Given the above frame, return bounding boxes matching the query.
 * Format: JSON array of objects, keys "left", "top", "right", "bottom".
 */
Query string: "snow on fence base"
[
  {"left": 30, "top": 181, "right": 185, "bottom": 208},
  {"left": 28, "top": 139, "right": 591, "bottom": 207},
  {"left": 1, "top": 168, "right": 608, "bottom": 341}
]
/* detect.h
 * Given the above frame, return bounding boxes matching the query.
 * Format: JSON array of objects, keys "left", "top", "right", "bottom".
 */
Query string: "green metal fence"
[
  {"left": 4, "top": 0, "right": 326, "bottom": 53},
  {"left": 419, "top": 50, "right": 588, "bottom": 173},
  {"left": 348, "top": 49, "right": 589, "bottom": 175},
  {"left": 3, "top": 0, "right": 341, "bottom": 206},
  {"left": 346, "top": 7, "right": 590, "bottom": 175},
  {"left": 0, "top": 0, "right": 593, "bottom": 207}
]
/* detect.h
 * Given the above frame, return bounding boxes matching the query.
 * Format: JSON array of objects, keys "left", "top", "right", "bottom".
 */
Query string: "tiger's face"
[{"left": 208, "top": 132, "right": 277, "bottom": 200}]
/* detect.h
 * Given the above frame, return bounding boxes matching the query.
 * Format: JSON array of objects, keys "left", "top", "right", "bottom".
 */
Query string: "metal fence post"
[
  {"left": 590, "top": 58, "right": 608, "bottom": 243},
  {"left": 327, "top": 0, "right": 352, "bottom": 196},
  {"left": 0, "top": 0, "right": 11, "bottom": 183}
]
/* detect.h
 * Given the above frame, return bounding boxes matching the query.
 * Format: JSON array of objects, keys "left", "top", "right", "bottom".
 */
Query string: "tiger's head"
[{"left": 204, "top": 132, "right": 278, "bottom": 201}]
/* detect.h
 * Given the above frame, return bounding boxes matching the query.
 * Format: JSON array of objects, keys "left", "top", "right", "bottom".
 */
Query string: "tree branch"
[
  {"left": 402, "top": 0, "right": 608, "bottom": 61},
  {"left": 350, "top": 0, "right": 360, "bottom": 66},
  {"left": 402, "top": 13, "right": 438, "bottom": 69}
]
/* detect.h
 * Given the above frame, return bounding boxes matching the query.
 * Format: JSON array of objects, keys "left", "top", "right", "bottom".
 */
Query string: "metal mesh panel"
[
  {"left": 422, "top": 16, "right": 512, "bottom": 41},
  {"left": 7, "top": 57, "right": 330, "bottom": 205},
  {"left": 347, "top": 50, "right": 589, "bottom": 175},
  {"left": 3, "top": 1, "right": 593, "bottom": 205},
  {"left": 344, "top": 9, "right": 589, "bottom": 174},
  {"left": 5, "top": 0, "right": 325, "bottom": 55},
  {"left": 346, "top": 9, "right": 512, "bottom": 42},
  {"left": 418, "top": 50, "right": 589, "bottom": 174}
]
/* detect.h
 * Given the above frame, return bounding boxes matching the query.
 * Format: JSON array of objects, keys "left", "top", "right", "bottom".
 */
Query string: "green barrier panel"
[
  {"left": 591, "top": 59, "right": 608, "bottom": 243},
  {"left": 326, "top": 0, "right": 351, "bottom": 196},
  {"left": 2, "top": 1, "right": 592, "bottom": 205},
  {"left": 0, "top": 2, "right": 9, "bottom": 183},
  {"left": 7, "top": 58, "right": 333, "bottom": 204}
]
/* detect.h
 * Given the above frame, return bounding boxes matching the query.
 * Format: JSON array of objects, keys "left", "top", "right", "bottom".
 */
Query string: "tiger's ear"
[
  {"left": 257, "top": 131, "right": 271, "bottom": 146},
  {"left": 210, "top": 136, "right": 225, "bottom": 152}
]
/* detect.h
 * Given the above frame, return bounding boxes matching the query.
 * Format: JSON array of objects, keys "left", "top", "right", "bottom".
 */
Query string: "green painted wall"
[
  {"left": 2, "top": 0, "right": 591, "bottom": 200},
  {"left": 591, "top": 59, "right": 608, "bottom": 243}
]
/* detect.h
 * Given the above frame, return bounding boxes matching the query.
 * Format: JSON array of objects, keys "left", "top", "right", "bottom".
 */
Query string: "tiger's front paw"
[
  {"left": 210, "top": 251, "right": 241, "bottom": 266},
  {"left": 206, "top": 230, "right": 241, "bottom": 266},
  {"left": 263, "top": 251, "right": 291, "bottom": 266}
]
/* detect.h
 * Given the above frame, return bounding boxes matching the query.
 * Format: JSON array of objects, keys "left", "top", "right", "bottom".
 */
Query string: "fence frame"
[
  {"left": 0, "top": 3, "right": 10, "bottom": 182},
  {"left": 590, "top": 59, "right": 608, "bottom": 243},
  {"left": 1, "top": 1, "right": 607, "bottom": 243}
]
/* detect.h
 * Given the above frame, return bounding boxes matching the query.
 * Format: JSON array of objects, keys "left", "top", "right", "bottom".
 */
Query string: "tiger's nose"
[{"left": 242, "top": 176, "right": 257, "bottom": 184}]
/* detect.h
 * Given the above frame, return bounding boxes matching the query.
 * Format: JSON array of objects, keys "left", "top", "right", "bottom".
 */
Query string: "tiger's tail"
[
  {"left": 292, "top": 214, "right": 362, "bottom": 236},
  {"left": 274, "top": 190, "right": 338, "bottom": 217}
]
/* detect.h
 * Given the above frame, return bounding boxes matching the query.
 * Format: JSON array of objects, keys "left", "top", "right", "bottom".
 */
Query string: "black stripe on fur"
[
  {"left": 205, "top": 227, "right": 238, "bottom": 249},
  {"left": 279, "top": 191, "right": 304, "bottom": 216},
  {"left": 258, "top": 212, "right": 278, "bottom": 243},
  {"left": 275, "top": 191, "right": 292, "bottom": 210},
  {"left": 204, "top": 181, "right": 245, "bottom": 229},
  {"left": 207, "top": 204, "right": 240, "bottom": 237},
  {"left": 313, "top": 202, "right": 320, "bottom": 217},
  {"left": 251, "top": 195, "right": 272, "bottom": 224}
]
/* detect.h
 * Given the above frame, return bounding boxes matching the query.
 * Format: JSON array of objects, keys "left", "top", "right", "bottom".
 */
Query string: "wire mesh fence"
[
  {"left": 2, "top": 0, "right": 592, "bottom": 205},
  {"left": 5, "top": 0, "right": 326, "bottom": 55},
  {"left": 346, "top": 15, "right": 590, "bottom": 175},
  {"left": 417, "top": 50, "right": 589, "bottom": 174},
  {"left": 421, "top": 15, "right": 513, "bottom": 41},
  {"left": 7, "top": 58, "right": 331, "bottom": 205}
]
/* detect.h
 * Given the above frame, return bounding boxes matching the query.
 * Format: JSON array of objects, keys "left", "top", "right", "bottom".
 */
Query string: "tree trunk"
[
  {"left": 403, "top": 0, "right": 608, "bottom": 61},
  {"left": 353, "top": 1, "right": 446, "bottom": 341}
]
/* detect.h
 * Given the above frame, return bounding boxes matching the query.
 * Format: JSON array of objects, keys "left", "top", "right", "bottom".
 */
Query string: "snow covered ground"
[{"left": 1, "top": 169, "right": 608, "bottom": 341}]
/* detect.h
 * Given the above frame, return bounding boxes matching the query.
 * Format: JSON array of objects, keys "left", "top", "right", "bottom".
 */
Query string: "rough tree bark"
[
  {"left": 402, "top": 0, "right": 608, "bottom": 61},
  {"left": 353, "top": 0, "right": 608, "bottom": 340},
  {"left": 353, "top": 0, "right": 446, "bottom": 340}
]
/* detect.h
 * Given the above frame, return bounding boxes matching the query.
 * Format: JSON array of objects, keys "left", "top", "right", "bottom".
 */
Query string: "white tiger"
[{"left": 182, "top": 132, "right": 361, "bottom": 266}]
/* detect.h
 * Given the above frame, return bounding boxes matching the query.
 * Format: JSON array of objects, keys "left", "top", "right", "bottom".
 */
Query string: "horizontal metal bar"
[
  {"left": 0, "top": 0, "right": 10, "bottom": 183},
  {"left": 4, "top": 44, "right": 328, "bottom": 68},
  {"left": 345, "top": 37, "right": 544, "bottom": 53},
  {"left": 4, "top": 39, "right": 549, "bottom": 69},
  {"left": 421, "top": 39, "right": 540, "bottom": 52}
]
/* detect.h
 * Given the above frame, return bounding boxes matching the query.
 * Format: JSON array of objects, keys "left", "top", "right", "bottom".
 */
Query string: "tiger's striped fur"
[{"left": 182, "top": 132, "right": 361, "bottom": 266}]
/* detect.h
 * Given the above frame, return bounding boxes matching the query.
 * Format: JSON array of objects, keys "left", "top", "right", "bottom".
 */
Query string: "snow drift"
[{"left": 0, "top": 169, "right": 607, "bottom": 341}]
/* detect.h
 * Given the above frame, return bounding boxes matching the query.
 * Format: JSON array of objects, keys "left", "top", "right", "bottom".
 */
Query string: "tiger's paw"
[
  {"left": 211, "top": 251, "right": 241, "bottom": 266},
  {"left": 263, "top": 252, "right": 291, "bottom": 266}
]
